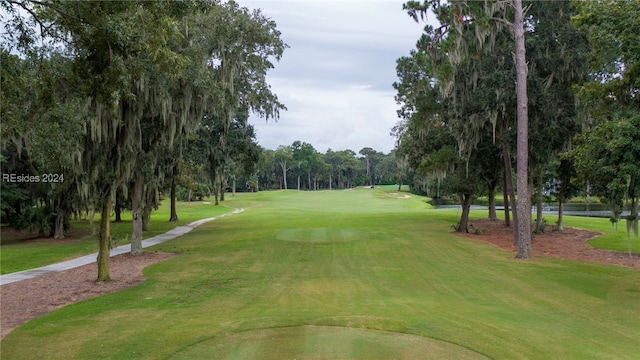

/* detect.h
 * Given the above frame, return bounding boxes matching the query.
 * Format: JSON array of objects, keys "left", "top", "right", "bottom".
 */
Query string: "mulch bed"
[{"left": 458, "top": 218, "right": 640, "bottom": 269}]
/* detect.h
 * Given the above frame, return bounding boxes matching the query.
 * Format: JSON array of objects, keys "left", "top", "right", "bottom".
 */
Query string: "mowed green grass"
[
  {"left": 0, "top": 200, "right": 232, "bottom": 274},
  {"left": 2, "top": 187, "right": 639, "bottom": 359}
]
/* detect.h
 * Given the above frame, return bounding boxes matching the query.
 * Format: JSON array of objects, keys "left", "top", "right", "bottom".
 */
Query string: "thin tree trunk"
[
  {"left": 232, "top": 178, "right": 236, "bottom": 196},
  {"left": 630, "top": 196, "right": 639, "bottom": 241},
  {"left": 220, "top": 177, "right": 225, "bottom": 202},
  {"left": 114, "top": 187, "right": 123, "bottom": 222},
  {"left": 255, "top": 172, "right": 259, "bottom": 192},
  {"left": 329, "top": 173, "right": 332, "bottom": 190},
  {"left": 169, "top": 177, "right": 178, "bottom": 222},
  {"left": 131, "top": 172, "right": 144, "bottom": 255},
  {"left": 211, "top": 165, "right": 220, "bottom": 205},
  {"left": 502, "top": 145, "right": 513, "bottom": 228},
  {"left": 514, "top": 0, "right": 531, "bottom": 259},
  {"left": 557, "top": 196, "right": 564, "bottom": 232},
  {"left": 281, "top": 163, "right": 288, "bottom": 189},
  {"left": 535, "top": 170, "right": 544, "bottom": 233},
  {"left": 488, "top": 180, "right": 497, "bottom": 221},
  {"left": 97, "top": 189, "right": 112, "bottom": 282}
]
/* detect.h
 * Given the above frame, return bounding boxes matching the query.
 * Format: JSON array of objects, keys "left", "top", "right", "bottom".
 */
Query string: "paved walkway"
[{"left": 0, "top": 208, "right": 244, "bottom": 285}]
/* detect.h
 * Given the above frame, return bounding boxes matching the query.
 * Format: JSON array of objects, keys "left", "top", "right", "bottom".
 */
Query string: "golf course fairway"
[{"left": 1, "top": 187, "right": 639, "bottom": 359}]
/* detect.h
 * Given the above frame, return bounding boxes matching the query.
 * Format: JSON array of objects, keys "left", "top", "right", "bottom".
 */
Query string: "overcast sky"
[{"left": 242, "top": 0, "right": 430, "bottom": 154}]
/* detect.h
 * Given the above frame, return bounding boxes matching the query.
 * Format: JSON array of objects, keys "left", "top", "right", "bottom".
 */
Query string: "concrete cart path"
[{"left": 0, "top": 208, "right": 244, "bottom": 285}]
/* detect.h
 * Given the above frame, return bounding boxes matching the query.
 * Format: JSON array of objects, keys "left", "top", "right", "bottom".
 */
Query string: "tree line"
[
  {"left": 393, "top": 0, "right": 639, "bottom": 257},
  {"left": 242, "top": 143, "right": 409, "bottom": 192},
  {"left": 1, "top": 0, "right": 286, "bottom": 280},
  {"left": 168, "top": 138, "right": 411, "bottom": 201}
]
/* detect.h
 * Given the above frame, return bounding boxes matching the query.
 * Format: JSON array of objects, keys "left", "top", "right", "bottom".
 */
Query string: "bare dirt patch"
[
  {"left": 0, "top": 251, "right": 175, "bottom": 339},
  {"left": 458, "top": 219, "right": 640, "bottom": 269}
]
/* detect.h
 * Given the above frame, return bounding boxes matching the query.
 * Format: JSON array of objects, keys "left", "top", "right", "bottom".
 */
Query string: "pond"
[{"left": 429, "top": 198, "right": 630, "bottom": 218}]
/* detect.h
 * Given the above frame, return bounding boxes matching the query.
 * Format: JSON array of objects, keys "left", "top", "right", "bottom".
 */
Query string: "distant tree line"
[{"left": 242, "top": 143, "right": 409, "bottom": 192}]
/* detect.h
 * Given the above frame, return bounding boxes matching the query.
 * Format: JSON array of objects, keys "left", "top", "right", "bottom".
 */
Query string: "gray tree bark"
[
  {"left": 514, "top": 0, "right": 531, "bottom": 258},
  {"left": 131, "top": 171, "right": 144, "bottom": 255},
  {"left": 97, "top": 189, "right": 112, "bottom": 281}
]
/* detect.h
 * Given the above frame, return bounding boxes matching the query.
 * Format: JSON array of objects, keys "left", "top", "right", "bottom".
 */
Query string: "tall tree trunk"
[
  {"left": 457, "top": 192, "right": 474, "bottom": 233},
  {"left": 114, "top": 187, "right": 123, "bottom": 222},
  {"left": 502, "top": 145, "right": 514, "bottom": 228},
  {"left": 255, "top": 173, "right": 260, "bottom": 192},
  {"left": 626, "top": 180, "right": 638, "bottom": 255},
  {"left": 232, "top": 178, "right": 236, "bottom": 196},
  {"left": 488, "top": 179, "right": 497, "bottom": 221},
  {"left": 329, "top": 173, "right": 333, "bottom": 190},
  {"left": 557, "top": 195, "right": 565, "bottom": 232},
  {"left": 297, "top": 174, "right": 300, "bottom": 190},
  {"left": 131, "top": 171, "right": 144, "bottom": 255},
  {"left": 220, "top": 177, "right": 225, "bottom": 202},
  {"left": 281, "top": 163, "right": 288, "bottom": 189},
  {"left": 630, "top": 195, "right": 639, "bottom": 240},
  {"left": 97, "top": 189, "right": 112, "bottom": 282},
  {"left": 535, "top": 170, "right": 545, "bottom": 233},
  {"left": 514, "top": 0, "right": 532, "bottom": 259},
  {"left": 169, "top": 177, "right": 178, "bottom": 222},
  {"left": 211, "top": 165, "right": 220, "bottom": 205}
]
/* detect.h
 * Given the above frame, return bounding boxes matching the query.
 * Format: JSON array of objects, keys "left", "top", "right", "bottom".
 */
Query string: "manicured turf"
[
  {"left": 0, "top": 200, "right": 232, "bottom": 274},
  {"left": 2, "top": 187, "right": 639, "bottom": 359}
]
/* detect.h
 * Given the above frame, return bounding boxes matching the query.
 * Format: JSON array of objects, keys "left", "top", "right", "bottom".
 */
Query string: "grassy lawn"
[
  {"left": 524, "top": 213, "right": 640, "bottom": 253},
  {"left": 0, "top": 199, "right": 233, "bottom": 274},
  {"left": 1, "top": 186, "right": 639, "bottom": 359}
]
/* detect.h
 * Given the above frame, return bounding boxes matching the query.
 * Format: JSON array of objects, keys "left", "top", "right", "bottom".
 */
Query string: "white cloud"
[
  {"left": 242, "top": 0, "right": 432, "bottom": 153},
  {"left": 252, "top": 77, "right": 399, "bottom": 153}
]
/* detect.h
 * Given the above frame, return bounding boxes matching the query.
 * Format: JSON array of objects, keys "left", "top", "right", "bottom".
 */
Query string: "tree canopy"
[{"left": 1, "top": 0, "right": 287, "bottom": 280}]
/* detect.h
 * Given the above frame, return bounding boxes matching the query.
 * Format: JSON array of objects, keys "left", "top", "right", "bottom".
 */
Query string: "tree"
[
  {"left": 1, "top": 49, "right": 84, "bottom": 239},
  {"left": 510, "top": 0, "right": 531, "bottom": 258},
  {"left": 256, "top": 148, "right": 278, "bottom": 190},
  {"left": 223, "top": 111, "right": 261, "bottom": 196},
  {"left": 1, "top": 0, "right": 285, "bottom": 280},
  {"left": 274, "top": 145, "right": 293, "bottom": 189},
  {"left": 572, "top": 0, "right": 639, "bottom": 123},
  {"left": 194, "top": 2, "right": 286, "bottom": 204},
  {"left": 572, "top": 117, "right": 640, "bottom": 251},
  {"left": 572, "top": 0, "right": 640, "bottom": 251},
  {"left": 546, "top": 158, "right": 580, "bottom": 232},
  {"left": 401, "top": 0, "right": 590, "bottom": 257},
  {"left": 291, "top": 141, "right": 318, "bottom": 190},
  {"left": 358, "top": 147, "right": 382, "bottom": 186}
]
